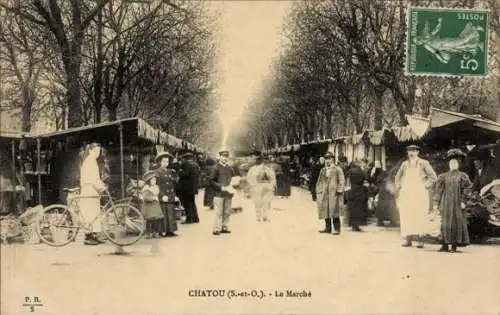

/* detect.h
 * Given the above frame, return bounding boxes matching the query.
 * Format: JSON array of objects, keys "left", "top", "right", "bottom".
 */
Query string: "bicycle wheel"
[
  {"left": 101, "top": 203, "right": 145, "bottom": 246},
  {"left": 37, "top": 204, "right": 80, "bottom": 247}
]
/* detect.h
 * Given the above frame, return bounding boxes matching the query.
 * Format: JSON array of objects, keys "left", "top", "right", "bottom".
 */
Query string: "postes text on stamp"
[{"left": 406, "top": 7, "right": 489, "bottom": 77}]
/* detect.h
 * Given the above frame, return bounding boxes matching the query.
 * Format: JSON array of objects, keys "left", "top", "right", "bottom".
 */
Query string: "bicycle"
[{"left": 36, "top": 184, "right": 146, "bottom": 247}]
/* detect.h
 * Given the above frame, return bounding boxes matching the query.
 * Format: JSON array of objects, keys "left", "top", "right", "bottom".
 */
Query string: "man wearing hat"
[
  {"left": 177, "top": 152, "right": 201, "bottom": 224},
  {"left": 395, "top": 144, "right": 437, "bottom": 248},
  {"left": 155, "top": 151, "right": 179, "bottom": 237},
  {"left": 433, "top": 149, "right": 472, "bottom": 252},
  {"left": 246, "top": 152, "right": 276, "bottom": 222},
  {"left": 209, "top": 149, "right": 236, "bottom": 235},
  {"left": 471, "top": 150, "right": 496, "bottom": 193},
  {"left": 315, "top": 151, "right": 345, "bottom": 235}
]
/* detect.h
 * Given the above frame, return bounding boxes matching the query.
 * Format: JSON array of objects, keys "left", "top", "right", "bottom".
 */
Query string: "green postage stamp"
[{"left": 406, "top": 7, "right": 489, "bottom": 77}]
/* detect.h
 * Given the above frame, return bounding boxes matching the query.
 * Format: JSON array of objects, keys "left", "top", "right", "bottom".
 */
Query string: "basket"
[
  {"left": 22, "top": 223, "right": 40, "bottom": 244},
  {"left": 481, "top": 192, "right": 500, "bottom": 215}
]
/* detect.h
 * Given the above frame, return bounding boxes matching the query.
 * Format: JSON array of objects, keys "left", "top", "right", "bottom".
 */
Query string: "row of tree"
[
  {"left": 0, "top": 0, "right": 222, "bottom": 149},
  {"left": 231, "top": 0, "right": 500, "bottom": 151}
]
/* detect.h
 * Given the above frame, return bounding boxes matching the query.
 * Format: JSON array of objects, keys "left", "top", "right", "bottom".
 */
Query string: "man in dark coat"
[
  {"left": 472, "top": 153, "right": 496, "bottom": 193},
  {"left": 177, "top": 152, "right": 201, "bottom": 224}
]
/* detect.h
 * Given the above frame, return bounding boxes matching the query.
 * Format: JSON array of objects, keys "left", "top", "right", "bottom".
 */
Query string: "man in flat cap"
[
  {"left": 315, "top": 151, "right": 345, "bottom": 235},
  {"left": 177, "top": 152, "right": 201, "bottom": 224},
  {"left": 395, "top": 145, "right": 437, "bottom": 248},
  {"left": 246, "top": 152, "right": 276, "bottom": 222},
  {"left": 210, "top": 149, "right": 236, "bottom": 235}
]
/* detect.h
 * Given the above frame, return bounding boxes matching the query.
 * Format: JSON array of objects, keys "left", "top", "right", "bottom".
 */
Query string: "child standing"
[{"left": 141, "top": 171, "right": 164, "bottom": 238}]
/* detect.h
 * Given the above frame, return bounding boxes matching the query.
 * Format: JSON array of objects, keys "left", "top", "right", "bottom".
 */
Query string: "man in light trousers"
[{"left": 210, "top": 149, "right": 235, "bottom": 235}]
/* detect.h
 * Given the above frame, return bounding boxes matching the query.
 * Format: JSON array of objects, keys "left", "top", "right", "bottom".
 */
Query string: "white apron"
[
  {"left": 79, "top": 157, "right": 104, "bottom": 232},
  {"left": 397, "top": 163, "right": 429, "bottom": 237}
]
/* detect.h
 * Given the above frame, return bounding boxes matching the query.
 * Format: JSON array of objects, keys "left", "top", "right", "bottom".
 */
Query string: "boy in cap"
[{"left": 210, "top": 149, "right": 236, "bottom": 235}]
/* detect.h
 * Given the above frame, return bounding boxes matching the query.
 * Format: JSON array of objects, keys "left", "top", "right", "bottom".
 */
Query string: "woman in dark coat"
[
  {"left": 368, "top": 160, "right": 386, "bottom": 226},
  {"left": 346, "top": 160, "right": 369, "bottom": 231},
  {"left": 433, "top": 149, "right": 472, "bottom": 253},
  {"left": 276, "top": 158, "right": 292, "bottom": 198},
  {"left": 203, "top": 157, "right": 217, "bottom": 209},
  {"left": 155, "top": 152, "right": 179, "bottom": 237},
  {"left": 375, "top": 161, "right": 400, "bottom": 227}
]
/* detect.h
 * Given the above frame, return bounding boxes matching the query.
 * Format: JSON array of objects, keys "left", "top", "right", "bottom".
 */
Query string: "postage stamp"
[{"left": 405, "top": 7, "right": 489, "bottom": 77}]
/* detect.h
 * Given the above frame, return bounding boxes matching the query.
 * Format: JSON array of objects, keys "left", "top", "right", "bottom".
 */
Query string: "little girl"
[{"left": 141, "top": 171, "right": 164, "bottom": 238}]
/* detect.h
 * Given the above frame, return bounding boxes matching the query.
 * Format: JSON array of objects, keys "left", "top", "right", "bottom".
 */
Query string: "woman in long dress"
[
  {"left": 346, "top": 160, "right": 369, "bottom": 232},
  {"left": 433, "top": 149, "right": 472, "bottom": 253},
  {"left": 395, "top": 145, "right": 437, "bottom": 248},
  {"left": 79, "top": 143, "right": 106, "bottom": 245},
  {"left": 155, "top": 152, "right": 179, "bottom": 237}
]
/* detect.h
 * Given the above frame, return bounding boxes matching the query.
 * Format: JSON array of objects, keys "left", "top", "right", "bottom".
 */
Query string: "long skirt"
[
  {"left": 159, "top": 202, "right": 178, "bottom": 234},
  {"left": 276, "top": 174, "right": 291, "bottom": 197},
  {"left": 376, "top": 189, "right": 399, "bottom": 224},
  {"left": 347, "top": 200, "right": 367, "bottom": 226}
]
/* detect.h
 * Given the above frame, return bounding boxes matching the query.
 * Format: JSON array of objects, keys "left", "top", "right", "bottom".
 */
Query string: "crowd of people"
[
  {"left": 56, "top": 139, "right": 498, "bottom": 252},
  {"left": 306, "top": 144, "right": 498, "bottom": 253}
]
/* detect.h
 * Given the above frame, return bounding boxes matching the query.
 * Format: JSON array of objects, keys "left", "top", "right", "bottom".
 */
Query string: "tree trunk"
[
  {"left": 21, "top": 85, "right": 34, "bottom": 132},
  {"left": 65, "top": 55, "right": 84, "bottom": 128},
  {"left": 374, "top": 89, "right": 384, "bottom": 131},
  {"left": 325, "top": 107, "right": 333, "bottom": 138},
  {"left": 94, "top": 11, "right": 104, "bottom": 124},
  {"left": 108, "top": 106, "right": 118, "bottom": 121}
]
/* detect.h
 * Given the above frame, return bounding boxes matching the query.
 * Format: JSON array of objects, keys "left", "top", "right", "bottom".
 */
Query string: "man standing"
[
  {"left": 210, "top": 149, "right": 236, "bottom": 235},
  {"left": 316, "top": 152, "right": 345, "bottom": 235},
  {"left": 472, "top": 152, "right": 495, "bottom": 193},
  {"left": 246, "top": 153, "right": 276, "bottom": 222},
  {"left": 395, "top": 145, "right": 437, "bottom": 248},
  {"left": 178, "top": 152, "right": 201, "bottom": 224}
]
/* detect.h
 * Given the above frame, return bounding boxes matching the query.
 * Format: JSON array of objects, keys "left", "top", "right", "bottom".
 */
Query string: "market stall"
[{"left": 7, "top": 118, "right": 202, "bottom": 208}]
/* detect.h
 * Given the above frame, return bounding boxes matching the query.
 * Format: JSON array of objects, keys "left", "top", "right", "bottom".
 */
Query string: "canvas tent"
[{"left": 424, "top": 107, "right": 500, "bottom": 145}]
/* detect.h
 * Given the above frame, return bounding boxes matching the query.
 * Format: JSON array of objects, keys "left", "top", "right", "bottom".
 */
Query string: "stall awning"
[
  {"left": 0, "top": 131, "right": 27, "bottom": 140},
  {"left": 430, "top": 107, "right": 500, "bottom": 133},
  {"left": 15, "top": 117, "right": 200, "bottom": 151}
]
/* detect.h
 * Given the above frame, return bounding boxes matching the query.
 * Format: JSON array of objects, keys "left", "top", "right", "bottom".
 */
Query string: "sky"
[{"left": 208, "top": 1, "right": 292, "bottom": 148}]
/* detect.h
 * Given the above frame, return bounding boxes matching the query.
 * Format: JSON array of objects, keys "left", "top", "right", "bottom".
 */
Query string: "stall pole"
[
  {"left": 119, "top": 123, "right": 125, "bottom": 199},
  {"left": 136, "top": 145, "right": 139, "bottom": 199},
  {"left": 36, "top": 138, "right": 42, "bottom": 205},
  {"left": 11, "top": 140, "right": 16, "bottom": 182}
]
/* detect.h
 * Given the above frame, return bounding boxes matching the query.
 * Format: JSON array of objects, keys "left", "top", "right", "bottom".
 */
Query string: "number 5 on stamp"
[{"left": 405, "top": 7, "right": 489, "bottom": 77}]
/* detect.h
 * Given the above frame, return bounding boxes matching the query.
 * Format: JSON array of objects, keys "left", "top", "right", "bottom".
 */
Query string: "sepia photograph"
[{"left": 1, "top": 0, "right": 499, "bottom": 314}]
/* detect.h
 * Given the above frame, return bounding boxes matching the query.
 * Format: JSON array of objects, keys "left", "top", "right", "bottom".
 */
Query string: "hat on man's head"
[
  {"left": 251, "top": 149, "right": 262, "bottom": 156},
  {"left": 182, "top": 152, "right": 194, "bottom": 159},
  {"left": 324, "top": 151, "right": 335, "bottom": 159},
  {"left": 155, "top": 151, "right": 174, "bottom": 162},
  {"left": 406, "top": 144, "right": 420, "bottom": 151},
  {"left": 445, "top": 148, "right": 467, "bottom": 160},
  {"left": 255, "top": 153, "right": 268, "bottom": 162},
  {"left": 219, "top": 149, "right": 230, "bottom": 157},
  {"left": 338, "top": 155, "right": 348, "bottom": 163},
  {"left": 143, "top": 170, "right": 157, "bottom": 183}
]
